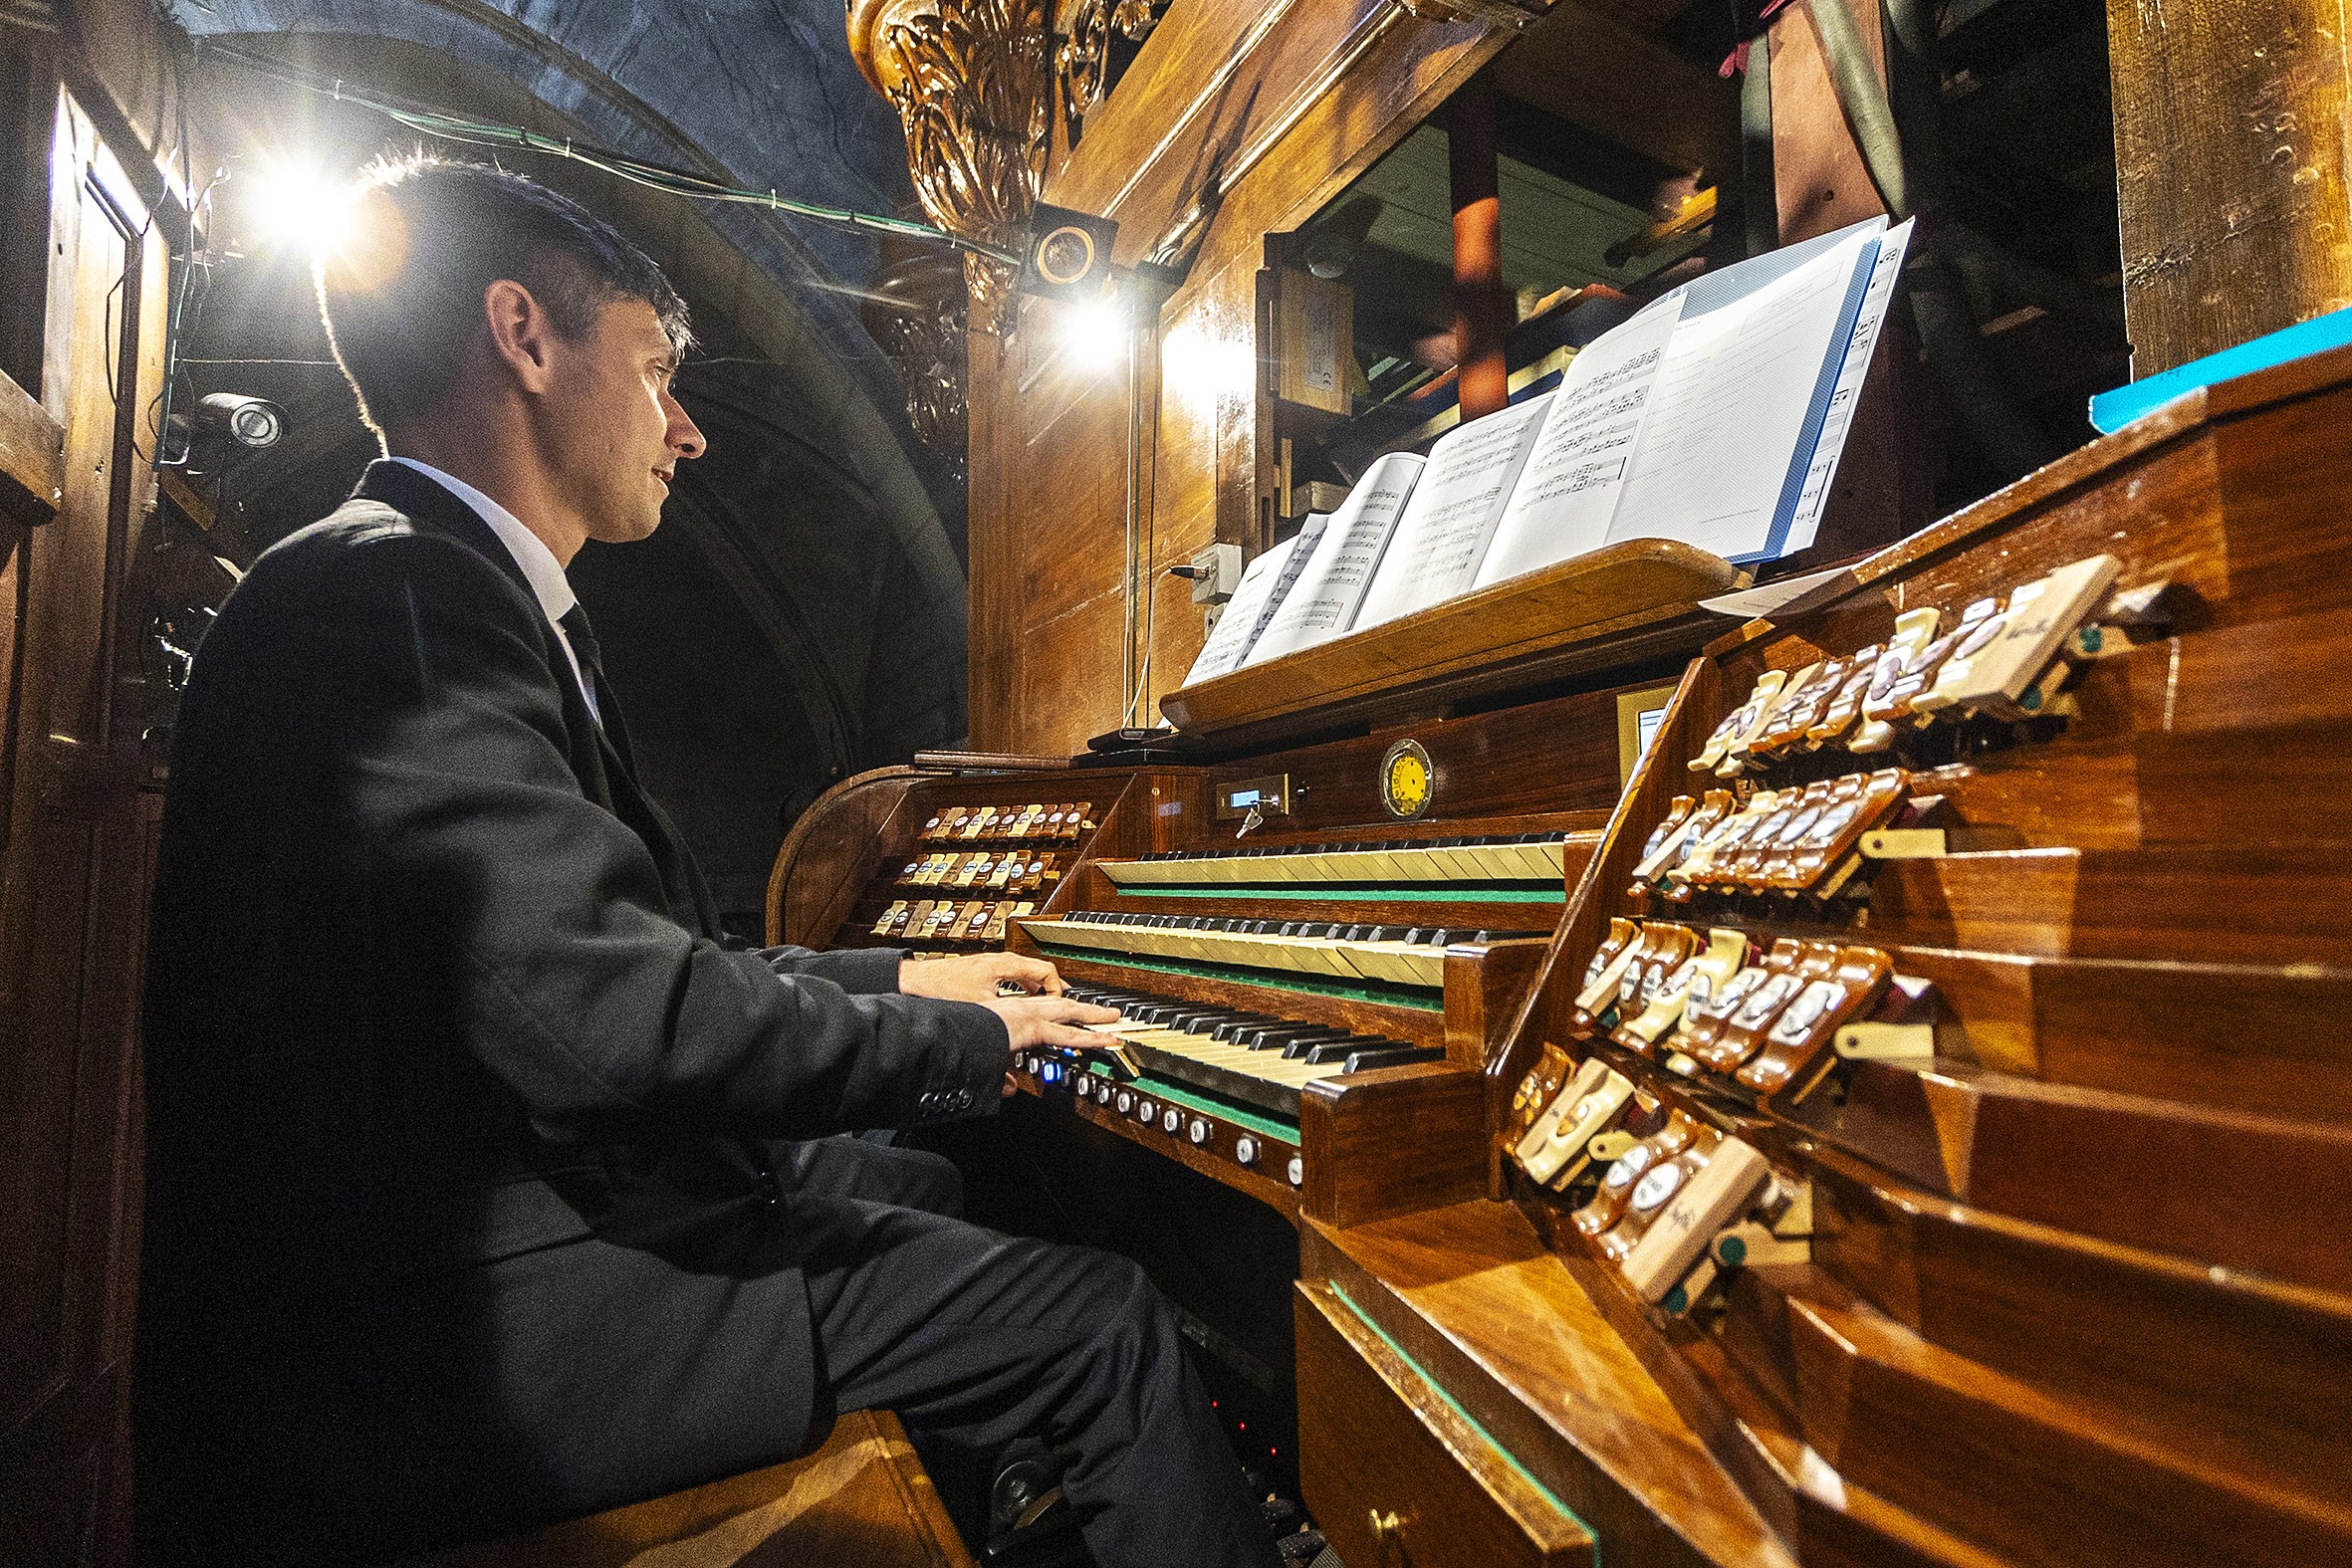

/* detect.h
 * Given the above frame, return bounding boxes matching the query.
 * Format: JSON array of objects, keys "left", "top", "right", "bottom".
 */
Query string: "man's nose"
[{"left": 667, "top": 397, "right": 707, "bottom": 460}]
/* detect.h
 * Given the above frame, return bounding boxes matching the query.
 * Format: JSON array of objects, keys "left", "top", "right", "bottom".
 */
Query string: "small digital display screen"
[{"left": 1228, "top": 788, "right": 1261, "bottom": 807}]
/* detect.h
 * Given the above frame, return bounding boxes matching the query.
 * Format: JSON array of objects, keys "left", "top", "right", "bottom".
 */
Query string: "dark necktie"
[
  {"left": 556, "top": 602, "right": 715, "bottom": 929},
  {"left": 557, "top": 602, "right": 641, "bottom": 783}
]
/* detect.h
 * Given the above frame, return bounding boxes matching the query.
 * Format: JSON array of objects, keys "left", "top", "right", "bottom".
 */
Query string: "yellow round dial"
[{"left": 1380, "top": 740, "right": 1434, "bottom": 818}]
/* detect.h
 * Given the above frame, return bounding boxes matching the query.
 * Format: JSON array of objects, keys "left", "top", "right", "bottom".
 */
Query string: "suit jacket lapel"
[
  {"left": 351, "top": 461, "right": 721, "bottom": 937},
  {"left": 353, "top": 462, "right": 616, "bottom": 807}
]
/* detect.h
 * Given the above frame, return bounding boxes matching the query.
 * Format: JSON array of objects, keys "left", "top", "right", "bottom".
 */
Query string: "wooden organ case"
[
  {"left": 775, "top": 342, "right": 2352, "bottom": 1568},
  {"left": 811, "top": 0, "right": 2352, "bottom": 1563}
]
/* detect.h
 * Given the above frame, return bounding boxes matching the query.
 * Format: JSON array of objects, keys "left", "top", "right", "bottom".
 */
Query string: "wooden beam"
[
  {"left": 0, "top": 369, "right": 64, "bottom": 525},
  {"left": 1768, "top": 0, "right": 1890, "bottom": 244},
  {"left": 2107, "top": 0, "right": 2352, "bottom": 375},
  {"left": 1488, "top": 0, "right": 1740, "bottom": 178},
  {"left": 1448, "top": 78, "right": 1511, "bottom": 422}
]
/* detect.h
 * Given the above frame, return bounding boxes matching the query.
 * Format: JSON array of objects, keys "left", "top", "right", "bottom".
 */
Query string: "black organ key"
[{"left": 1342, "top": 1044, "right": 1447, "bottom": 1072}]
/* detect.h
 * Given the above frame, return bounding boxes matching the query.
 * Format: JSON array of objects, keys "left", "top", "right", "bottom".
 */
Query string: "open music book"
[
  {"left": 1180, "top": 513, "right": 1329, "bottom": 686},
  {"left": 1242, "top": 450, "right": 1427, "bottom": 666},
  {"left": 1348, "top": 392, "right": 1554, "bottom": 633},
  {"left": 1341, "top": 216, "right": 1913, "bottom": 635}
]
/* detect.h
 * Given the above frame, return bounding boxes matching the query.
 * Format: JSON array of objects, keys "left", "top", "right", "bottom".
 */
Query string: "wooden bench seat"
[{"left": 396, "top": 1411, "right": 975, "bottom": 1568}]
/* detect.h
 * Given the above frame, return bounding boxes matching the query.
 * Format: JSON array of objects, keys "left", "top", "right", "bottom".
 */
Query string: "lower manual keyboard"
[
  {"left": 1022, "top": 912, "right": 1539, "bottom": 989},
  {"left": 1034, "top": 981, "right": 1446, "bottom": 1118}
]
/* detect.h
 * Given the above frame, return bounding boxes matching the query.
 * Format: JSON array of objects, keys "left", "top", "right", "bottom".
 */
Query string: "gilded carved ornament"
[
  {"left": 847, "top": 0, "right": 1052, "bottom": 328},
  {"left": 1057, "top": 0, "right": 1164, "bottom": 116}
]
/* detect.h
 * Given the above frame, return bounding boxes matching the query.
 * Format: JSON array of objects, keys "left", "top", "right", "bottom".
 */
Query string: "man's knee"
[
  {"left": 895, "top": 1147, "right": 964, "bottom": 1218},
  {"left": 1063, "top": 1248, "right": 1179, "bottom": 1367},
  {"left": 775, "top": 1136, "right": 964, "bottom": 1216}
]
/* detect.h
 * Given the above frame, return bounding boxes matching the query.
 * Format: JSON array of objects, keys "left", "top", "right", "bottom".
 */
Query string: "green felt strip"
[
  {"left": 1034, "top": 943, "right": 1444, "bottom": 1010},
  {"left": 1080, "top": 1064, "right": 1297, "bottom": 1141},
  {"left": 1327, "top": 1281, "right": 1596, "bottom": 1551},
  {"left": 1115, "top": 884, "right": 1564, "bottom": 904}
]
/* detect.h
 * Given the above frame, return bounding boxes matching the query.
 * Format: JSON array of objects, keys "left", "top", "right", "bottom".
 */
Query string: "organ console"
[{"left": 772, "top": 344, "right": 2352, "bottom": 1568}]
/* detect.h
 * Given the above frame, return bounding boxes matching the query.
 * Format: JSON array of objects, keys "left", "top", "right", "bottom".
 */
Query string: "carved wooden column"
[
  {"left": 846, "top": 0, "right": 1052, "bottom": 329},
  {"left": 863, "top": 249, "right": 970, "bottom": 479}
]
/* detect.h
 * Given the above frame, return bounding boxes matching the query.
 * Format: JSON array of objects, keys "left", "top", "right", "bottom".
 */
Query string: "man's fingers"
[
  {"left": 1047, "top": 1001, "right": 1121, "bottom": 1024},
  {"left": 1036, "top": 1020, "right": 1126, "bottom": 1051},
  {"left": 995, "top": 954, "right": 1063, "bottom": 995}
]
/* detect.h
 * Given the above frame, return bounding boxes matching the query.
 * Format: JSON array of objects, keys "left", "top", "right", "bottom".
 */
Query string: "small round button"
[
  {"left": 1072, "top": 1076, "right": 1091, "bottom": 1100},
  {"left": 1115, "top": 1091, "right": 1134, "bottom": 1114},
  {"left": 1135, "top": 1098, "right": 1156, "bottom": 1123},
  {"left": 1286, "top": 1155, "right": 1304, "bottom": 1187},
  {"left": 1188, "top": 1117, "right": 1210, "bottom": 1145},
  {"left": 1234, "top": 1136, "right": 1259, "bottom": 1166},
  {"left": 1162, "top": 1108, "right": 1182, "bottom": 1134}
]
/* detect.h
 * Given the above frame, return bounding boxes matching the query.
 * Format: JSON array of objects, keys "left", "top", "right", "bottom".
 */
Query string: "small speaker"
[{"left": 1017, "top": 204, "right": 1118, "bottom": 301}]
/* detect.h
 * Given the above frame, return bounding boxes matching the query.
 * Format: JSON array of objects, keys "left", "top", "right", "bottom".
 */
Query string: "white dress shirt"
[{"left": 385, "top": 457, "right": 599, "bottom": 722}]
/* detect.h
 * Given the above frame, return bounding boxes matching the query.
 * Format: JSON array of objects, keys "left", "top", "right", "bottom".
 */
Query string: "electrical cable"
[{"left": 186, "top": 38, "right": 1025, "bottom": 268}]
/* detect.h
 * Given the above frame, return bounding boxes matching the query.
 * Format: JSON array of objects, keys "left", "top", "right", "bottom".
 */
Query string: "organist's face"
[{"left": 548, "top": 297, "right": 706, "bottom": 547}]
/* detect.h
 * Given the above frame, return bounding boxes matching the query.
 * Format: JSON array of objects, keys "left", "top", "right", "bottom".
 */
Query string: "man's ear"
[{"left": 482, "top": 278, "right": 559, "bottom": 395}]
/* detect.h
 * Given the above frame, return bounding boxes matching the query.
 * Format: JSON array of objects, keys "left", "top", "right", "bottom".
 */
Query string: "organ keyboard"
[
  {"left": 767, "top": 681, "right": 1654, "bottom": 1225},
  {"left": 1098, "top": 832, "right": 1573, "bottom": 886},
  {"left": 1022, "top": 911, "right": 1542, "bottom": 989}
]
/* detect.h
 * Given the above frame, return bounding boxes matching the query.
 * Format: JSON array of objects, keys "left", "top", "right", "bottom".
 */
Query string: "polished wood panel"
[
  {"left": 0, "top": 369, "right": 63, "bottom": 525},
  {"left": 1779, "top": 1279, "right": 2351, "bottom": 1568},
  {"left": 1784, "top": 1058, "right": 2352, "bottom": 1295},
  {"left": 1303, "top": 1205, "right": 1792, "bottom": 1568},
  {"left": 1296, "top": 1276, "right": 1596, "bottom": 1568},
  {"left": 767, "top": 766, "right": 921, "bottom": 948},
  {"left": 0, "top": 73, "right": 171, "bottom": 1568},
  {"left": 2106, "top": 0, "right": 2352, "bottom": 375},
  {"left": 397, "top": 1410, "right": 974, "bottom": 1568},
  {"left": 1300, "top": 1065, "right": 1486, "bottom": 1230},
  {"left": 1444, "top": 939, "right": 1546, "bottom": 1069},
  {"left": 1766, "top": 0, "right": 1889, "bottom": 243},
  {"left": 1802, "top": 1153, "right": 2352, "bottom": 1520}
]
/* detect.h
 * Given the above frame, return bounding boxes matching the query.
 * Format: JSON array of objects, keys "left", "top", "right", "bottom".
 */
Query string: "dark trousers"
[{"left": 778, "top": 1137, "right": 1283, "bottom": 1568}]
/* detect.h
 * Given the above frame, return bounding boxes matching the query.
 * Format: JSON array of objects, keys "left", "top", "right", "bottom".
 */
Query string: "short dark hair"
[{"left": 316, "top": 153, "right": 693, "bottom": 435}]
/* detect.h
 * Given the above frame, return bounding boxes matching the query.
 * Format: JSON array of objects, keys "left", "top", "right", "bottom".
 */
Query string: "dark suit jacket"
[{"left": 134, "top": 461, "right": 1008, "bottom": 1564}]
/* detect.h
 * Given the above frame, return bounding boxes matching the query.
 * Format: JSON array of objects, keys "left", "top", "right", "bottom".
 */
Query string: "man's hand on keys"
[
  {"left": 899, "top": 950, "right": 1065, "bottom": 1004},
  {"left": 984, "top": 995, "right": 1123, "bottom": 1097}
]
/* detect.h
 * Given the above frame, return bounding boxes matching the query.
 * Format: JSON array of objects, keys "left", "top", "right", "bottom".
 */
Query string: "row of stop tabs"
[{"left": 1507, "top": 1047, "right": 1810, "bottom": 1317}]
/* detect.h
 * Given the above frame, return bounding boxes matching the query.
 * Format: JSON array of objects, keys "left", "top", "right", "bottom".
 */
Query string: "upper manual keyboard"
[
  {"left": 1095, "top": 832, "right": 1573, "bottom": 886},
  {"left": 1021, "top": 910, "right": 1540, "bottom": 988}
]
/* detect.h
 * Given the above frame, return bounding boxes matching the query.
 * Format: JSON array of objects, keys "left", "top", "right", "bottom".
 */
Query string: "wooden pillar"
[
  {"left": 1447, "top": 78, "right": 1511, "bottom": 421},
  {"left": 2107, "top": 0, "right": 2352, "bottom": 375},
  {"left": 1768, "top": 0, "right": 1890, "bottom": 244}
]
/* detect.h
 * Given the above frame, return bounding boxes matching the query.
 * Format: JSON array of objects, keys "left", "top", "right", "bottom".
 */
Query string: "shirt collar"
[{"left": 383, "top": 457, "right": 577, "bottom": 628}]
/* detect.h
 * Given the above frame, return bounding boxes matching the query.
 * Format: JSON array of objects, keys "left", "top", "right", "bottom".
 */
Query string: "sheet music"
[
  {"left": 1605, "top": 224, "right": 1881, "bottom": 561},
  {"left": 1472, "top": 303, "right": 1683, "bottom": 590},
  {"left": 1179, "top": 516, "right": 1326, "bottom": 686},
  {"left": 1245, "top": 451, "right": 1426, "bottom": 665},
  {"left": 1351, "top": 393, "right": 1553, "bottom": 631},
  {"left": 1776, "top": 218, "right": 1913, "bottom": 553}
]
